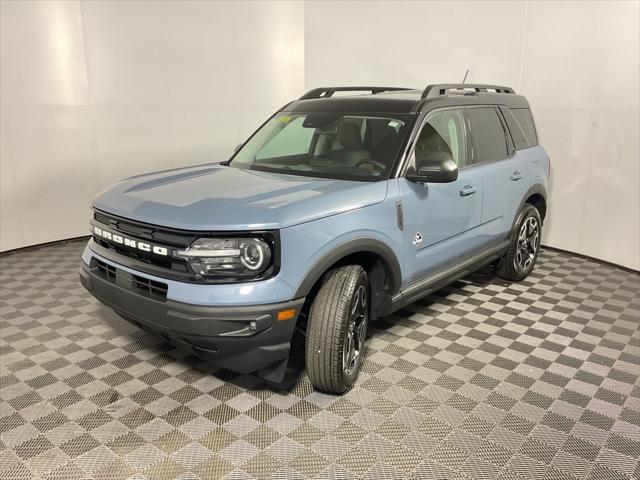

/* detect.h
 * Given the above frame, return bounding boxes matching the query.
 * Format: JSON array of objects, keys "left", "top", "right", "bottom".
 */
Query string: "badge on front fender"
[{"left": 412, "top": 232, "right": 423, "bottom": 247}]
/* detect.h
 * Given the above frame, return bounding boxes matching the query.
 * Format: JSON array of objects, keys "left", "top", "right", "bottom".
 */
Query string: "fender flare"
[
  {"left": 294, "top": 238, "right": 402, "bottom": 298},
  {"left": 511, "top": 183, "right": 548, "bottom": 232}
]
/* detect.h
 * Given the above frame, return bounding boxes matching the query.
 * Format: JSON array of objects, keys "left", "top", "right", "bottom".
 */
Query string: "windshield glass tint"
[{"left": 230, "top": 112, "right": 412, "bottom": 181}]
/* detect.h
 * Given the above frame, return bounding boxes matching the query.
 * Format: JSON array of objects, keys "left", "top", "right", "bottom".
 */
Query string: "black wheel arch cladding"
[
  {"left": 514, "top": 183, "right": 547, "bottom": 231},
  {"left": 294, "top": 238, "right": 402, "bottom": 300}
]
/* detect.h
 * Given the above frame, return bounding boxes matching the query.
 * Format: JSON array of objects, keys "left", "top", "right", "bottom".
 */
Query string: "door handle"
[
  {"left": 459, "top": 185, "right": 478, "bottom": 197},
  {"left": 511, "top": 171, "right": 524, "bottom": 181}
]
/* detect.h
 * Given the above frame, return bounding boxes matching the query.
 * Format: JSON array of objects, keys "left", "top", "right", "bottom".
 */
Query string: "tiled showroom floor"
[{"left": 1, "top": 239, "right": 639, "bottom": 480}]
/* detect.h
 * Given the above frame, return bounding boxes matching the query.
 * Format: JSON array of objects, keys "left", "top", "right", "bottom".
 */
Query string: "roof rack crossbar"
[
  {"left": 421, "top": 84, "right": 515, "bottom": 99},
  {"left": 299, "top": 86, "right": 411, "bottom": 100}
]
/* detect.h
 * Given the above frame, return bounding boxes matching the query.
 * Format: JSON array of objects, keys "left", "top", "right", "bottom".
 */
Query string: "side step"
[{"left": 386, "top": 241, "right": 509, "bottom": 314}]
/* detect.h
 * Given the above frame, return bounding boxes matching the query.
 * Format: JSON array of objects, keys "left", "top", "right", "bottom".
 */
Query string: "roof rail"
[
  {"left": 299, "top": 86, "right": 411, "bottom": 100},
  {"left": 421, "top": 84, "right": 515, "bottom": 100}
]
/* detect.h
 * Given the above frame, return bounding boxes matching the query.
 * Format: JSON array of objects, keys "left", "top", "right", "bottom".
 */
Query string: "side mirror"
[{"left": 406, "top": 155, "right": 458, "bottom": 183}]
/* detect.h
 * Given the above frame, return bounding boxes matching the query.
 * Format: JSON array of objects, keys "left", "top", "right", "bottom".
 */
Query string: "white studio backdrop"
[
  {"left": 0, "top": 0, "right": 305, "bottom": 251},
  {"left": 1, "top": 0, "right": 639, "bottom": 271}
]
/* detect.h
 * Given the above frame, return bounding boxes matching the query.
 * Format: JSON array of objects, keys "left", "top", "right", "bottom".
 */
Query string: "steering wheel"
[{"left": 355, "top": 159, "right": 386, "bottom": 173}]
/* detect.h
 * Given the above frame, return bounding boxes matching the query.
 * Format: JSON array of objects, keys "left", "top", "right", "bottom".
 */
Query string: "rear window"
[
  {"left": 466, "top": 107, "right": 508, "bottom": 164},
  {"left": 510, "top": 108, "right": 538, "bottom": 147}
]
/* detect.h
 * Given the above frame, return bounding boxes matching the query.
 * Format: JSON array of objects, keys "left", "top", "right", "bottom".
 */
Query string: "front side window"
[
  {"left": 465, "top": 107, "right": 509, "bottom": 164},
  {"left": 230, "top": 112, "right": 412, "bottom": 181},
  {"left": 411, "top": 109, "right": 466, "bottom": 170}
]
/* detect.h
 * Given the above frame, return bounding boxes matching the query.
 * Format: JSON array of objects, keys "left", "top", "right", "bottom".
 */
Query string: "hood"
[{"left": 92, "top": 164, "right": 388, "bottom": 230}]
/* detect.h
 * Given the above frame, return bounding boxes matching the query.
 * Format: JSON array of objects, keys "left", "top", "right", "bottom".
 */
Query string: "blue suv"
[{"left": 80, "top": 84, "right": 549, "bottom": 393}]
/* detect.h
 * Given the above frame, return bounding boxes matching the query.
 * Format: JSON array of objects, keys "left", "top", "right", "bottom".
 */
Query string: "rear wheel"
[
  {"left": 497, "top": 204, "right": 542, "bottom": 281},
  {"left": 305, "top": 265, "right": 369, "bottom": 394}
]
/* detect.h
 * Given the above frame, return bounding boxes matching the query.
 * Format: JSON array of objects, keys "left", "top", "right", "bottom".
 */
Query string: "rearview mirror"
[{"left": 406, "top": 155, "right": 458, "bottom": 183}]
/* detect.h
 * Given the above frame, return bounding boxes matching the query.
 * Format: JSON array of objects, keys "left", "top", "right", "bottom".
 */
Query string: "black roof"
[{"left": 284, "top": 85, "right": 530, "bottom": 115}]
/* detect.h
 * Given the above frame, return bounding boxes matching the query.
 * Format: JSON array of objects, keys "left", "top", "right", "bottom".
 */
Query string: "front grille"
[
  {"left": 95, "top": 240, "right": 189, "bottom": 272},
  {"left": 91, "top": 209, "right": 280, "bottom": 284},
  {"left": 92, "top": 210, "right": 194, "bottom": 276},
  {"left": 132, "top": 274, "right": 168, "bottom": 300}
]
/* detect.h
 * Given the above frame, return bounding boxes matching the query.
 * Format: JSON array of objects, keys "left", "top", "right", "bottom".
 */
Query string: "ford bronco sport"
[{"left": 80, "top": 84, "right": 549, "bottom": 394}]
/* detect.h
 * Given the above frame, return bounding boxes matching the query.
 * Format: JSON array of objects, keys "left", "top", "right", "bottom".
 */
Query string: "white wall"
[
  {"left": 305, "top": 0, "right": 640, "bottom": 270},
  {"left": 2, "top": 1, "right": 639, "bottom": 270},
  {"left": 520, "top": 2, "right": 639, "bottom": 271},
  {"left": 0, "top": 0, "right": 304, "bottom": 251}
]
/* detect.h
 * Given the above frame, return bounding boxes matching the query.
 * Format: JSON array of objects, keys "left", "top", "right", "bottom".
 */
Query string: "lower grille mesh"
[
  {"left": 92, "top": 259, "right": 168, "bottom": 300},
  {"left": 95, "top": 260, "right": 116, "bottom": 282},
  {"left": 132, "top": 275, "right": 169, "bottom": 300}
]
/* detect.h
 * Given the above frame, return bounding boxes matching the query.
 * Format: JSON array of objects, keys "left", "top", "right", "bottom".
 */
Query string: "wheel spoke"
[
  {"left": 530, "top": 231, "right": 539, "bottom": 249},
  {"left": 518, "top": 227, "right": 527, "bottom": 242},
  {"left": 349, "top": 347, "right": 358, "bottom": 370},
  {"left": 356, "top": 317, "right": 366, "bottom": 340},
  {"left": 351, "top": 289, "right": 360, "bottom": 316},
  {"left": 343, "top": 285, "right": 368, "bottom": 376},
  {"left": 515, "top": 215, "right": 539, "bottom": 271}
]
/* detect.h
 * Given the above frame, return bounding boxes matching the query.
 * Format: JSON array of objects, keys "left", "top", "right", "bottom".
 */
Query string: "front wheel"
[
  {"left": 305, "top": 265, "right": 369, "bottom": 394},
  {"left": 497, "top": 204, "right": 542, "bottom": 281}
]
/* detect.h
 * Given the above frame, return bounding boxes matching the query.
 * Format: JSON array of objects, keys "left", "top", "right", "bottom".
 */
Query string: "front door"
[{"left": 399, "top": 108, "right": 482, "bottom": 286}]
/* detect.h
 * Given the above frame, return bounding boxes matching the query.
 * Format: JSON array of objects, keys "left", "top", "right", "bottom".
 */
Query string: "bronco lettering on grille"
[{"left": 91, "top": 225, "right": 169, "bottom": 256}]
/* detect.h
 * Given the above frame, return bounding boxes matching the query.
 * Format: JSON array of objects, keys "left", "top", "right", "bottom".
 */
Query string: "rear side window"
[
  {"left": 465, "top": 107, "right": 508, "bottom": 164},
  {"left": 510, "top": 108, "right": 538, "bottom": 146}
]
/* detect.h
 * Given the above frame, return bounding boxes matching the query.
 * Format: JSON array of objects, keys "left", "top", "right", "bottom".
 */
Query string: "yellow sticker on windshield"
[{"left": 278, "top": 115, "right": 293, "bottom": 124}]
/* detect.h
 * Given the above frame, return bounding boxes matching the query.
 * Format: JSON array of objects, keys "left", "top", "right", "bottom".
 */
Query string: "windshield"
[{"left": 229, "top": 112, "right": 413, "bottom": 181}]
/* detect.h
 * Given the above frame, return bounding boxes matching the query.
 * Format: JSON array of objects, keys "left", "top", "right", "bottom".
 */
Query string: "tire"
[
  {"left": 497, "top": 204, "right": 542, "bottom": 281},
  {"left": 305, "top": 265, "right": 369, "bottom": 394}
]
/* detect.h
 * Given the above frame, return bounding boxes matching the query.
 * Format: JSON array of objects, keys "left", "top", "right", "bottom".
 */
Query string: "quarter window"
[
  {"left": 466, "top": 107, "right": 509, "bottom": 164},
  {"left": 501, "top": 107, "right": 530, "bottom": 150},
  {"left": 511, "top": 108, "right": 538, "bottom": 146}
]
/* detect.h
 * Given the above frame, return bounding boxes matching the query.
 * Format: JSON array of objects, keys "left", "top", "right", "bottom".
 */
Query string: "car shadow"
[{"left": 91, "top": 262, "right": 505, "bottom": 400}]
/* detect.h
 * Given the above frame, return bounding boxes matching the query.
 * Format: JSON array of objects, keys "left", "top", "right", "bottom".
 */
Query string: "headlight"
[{"left": 176, "top": 237, "right": 273, "bottom": 279}]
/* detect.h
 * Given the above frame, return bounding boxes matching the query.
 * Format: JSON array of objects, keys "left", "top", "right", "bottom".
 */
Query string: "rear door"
[
  {"left": 463, "top": 106, "right": 530, "bottom": 250},
  {"left": 499, "top": 106, "right": 541, "bottom": 229},
  {"left": 399, "top": 108, "right": 482, "bottom": 285}
]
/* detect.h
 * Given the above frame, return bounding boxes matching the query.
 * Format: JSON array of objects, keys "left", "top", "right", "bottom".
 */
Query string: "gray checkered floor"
[{"left": 1, "top": 240, "right": 639, "bottom": 480}]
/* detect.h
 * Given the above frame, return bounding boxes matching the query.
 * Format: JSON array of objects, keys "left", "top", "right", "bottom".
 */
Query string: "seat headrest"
[
  {"left": 416, "top": 123, "right": 453, "bottom": 162},
  {"left": 419, "top": 124, "right": 448, "bottom": 150},
  {"left": 338, "top": 122, "right": 363, "bottom": 149}
]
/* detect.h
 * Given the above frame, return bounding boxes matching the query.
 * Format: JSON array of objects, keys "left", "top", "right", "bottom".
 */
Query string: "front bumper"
[{"left": 80, "top": 260, "right": 305, "bottom": 382}]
